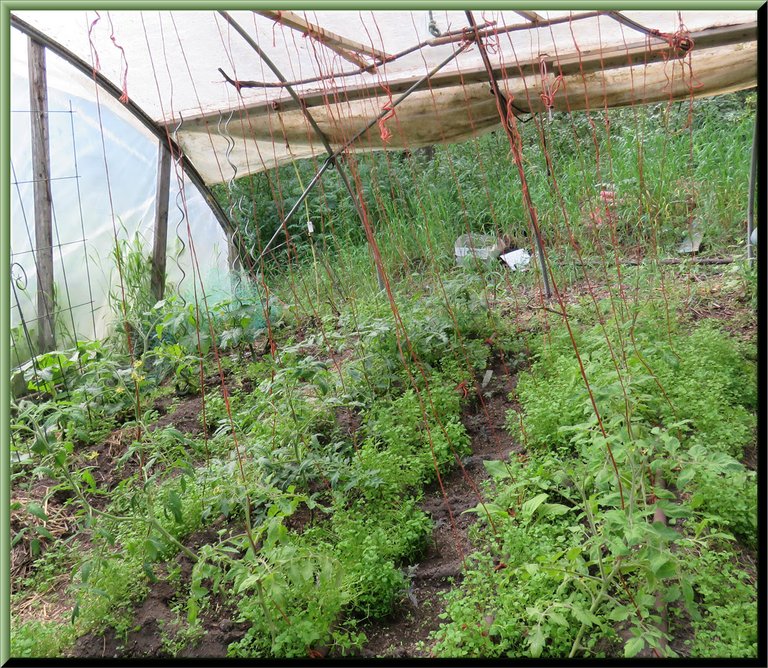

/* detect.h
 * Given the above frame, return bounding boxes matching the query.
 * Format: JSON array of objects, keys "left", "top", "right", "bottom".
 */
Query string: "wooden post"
[
  {"left": 28, "top": 38, "right": 55, "bottom": 352},
  {"left": 747, "top": 117, "right": 757, "bottom": 263},
  {"left": 150, "top": 141, "right": 172, "bottom": 301}
]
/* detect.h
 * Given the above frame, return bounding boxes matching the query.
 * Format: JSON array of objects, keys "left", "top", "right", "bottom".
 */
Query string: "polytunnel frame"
[
  {"left": 6, "top": 8, "right": 762, "bottom": 336},
  {"left": 0, "top": 8, "right": 763, "bottom": 665},
  {"left": 9, "top": 13, "right": 249, "bottom": 295}
]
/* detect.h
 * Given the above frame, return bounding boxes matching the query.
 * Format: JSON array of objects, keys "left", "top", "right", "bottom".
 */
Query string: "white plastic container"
[{"left": 455, "top": 233, "right": 504, "bottom": 265}]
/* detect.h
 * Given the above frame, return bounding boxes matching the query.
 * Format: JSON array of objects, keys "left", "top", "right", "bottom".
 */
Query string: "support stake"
[
  {"left": 219, "top": 11, "right": 467, "bottom": 292},
  {"left": 28, "top": 37, "right": 55, "bottom": 352},
  {"left": 465, "top": 11, "right": 552, "bottom": 299},
  {"left": 151, "top": 141, "right": 172, "bottom": 302}
]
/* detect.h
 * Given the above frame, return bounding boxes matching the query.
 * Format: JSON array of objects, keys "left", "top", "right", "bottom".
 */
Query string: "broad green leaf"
[
  {"left": 30, "top": 538, "right": 41, "bottom": 557},
  {"left": 649, "top": 521, "right": 679, "bottom": 543},
  {"left": 187, "top": 597, "right": 199, "bottom": 624},
  {"left": 607, "top": 605, "right": 631, "bottom": 622},
  {"left": 81, "top": 561, "right": 92, "bottom": 584},
  {"left": 539, "top": 503, "right": 570, "bottom": 517},
  {"left": 572, "top": 606, "right": 600, "bottom": 627},
  {"left": 27, "top": 502, "right": 48, "bottom": 522},
  {"left": 483, "top": 459, "right": 511, "bottom": 480},
  {"left": 624, "top": 636, "right": 645, "bottom": 657},
  {"left": 462, "top": 502, "right": 507, "bottom": 520},
  {"left": 167, "top": 490, "right": 184, "bottom": 524},
  {"left": 548, "top": 611, "right": 568, "bottom": 627},
  {"left": 662, "top": 585, "right": 681, "bottom": 603},
  {"left": 143, "top": 561, "right": 158, "bottom": 583},
  {"left": 237, "top": 574, "right": 261, "bottom": 594},
  {"left": 144, "top": 538, "right": 159, "bottom": 561},
  {"left": 81, "top": 469, "right": 97, "bottom": 492},
  {"left": 34, "top": 525, "right": 54, "bottom": 540},
  {"left": 656, "top": 500, "right": 690, "bottom": 519},
  {"left": 528, "top": 626, "right": 545, "bottom": 658},
  {"left": 650, "top": 555, "right": 676, "bottom": 580},
  {"left": 521, "top": 493, "right": 549, "bottom": 519}
]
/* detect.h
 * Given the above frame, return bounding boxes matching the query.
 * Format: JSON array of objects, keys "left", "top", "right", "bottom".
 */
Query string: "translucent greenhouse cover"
[
  {"left": 11, "top": 10, "right": 758, "bottom": 184},
  {"left": 9, "top": 27, "right": 231, "bottom": 346}
]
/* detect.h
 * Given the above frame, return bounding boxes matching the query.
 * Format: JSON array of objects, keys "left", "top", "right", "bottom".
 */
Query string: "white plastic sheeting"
[
  {"left": 11, "top": 10, "right": 758, "bottom": 183},
  {"left": 10, "top": 28, "right": 230, "bottom": 347},
  {"left": 7, "top": 9, "right": 759, "bottom": 352}
]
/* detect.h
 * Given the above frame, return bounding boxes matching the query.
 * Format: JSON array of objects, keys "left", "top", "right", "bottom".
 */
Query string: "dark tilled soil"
[
  {"left": 148, "top": 396, "right": 207, "bottom": 436},
  {"left": 72, "top": 577, "right": 251, "bottom": 659},
  {"left": 354, "top": 355, "right": 522, "bottom": 658},
  {"left": 72, "top": 520, "right": 248, "bottom": 659},
  {"left": 742, "top": 440, "right": 757, "bottom": 470},
  {"left": 335, "top": 406, "right": 363, "bottom": 448}
]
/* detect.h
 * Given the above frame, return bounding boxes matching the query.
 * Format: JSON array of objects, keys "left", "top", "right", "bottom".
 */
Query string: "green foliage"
[
  {"left": 10, "top": 92, "right": 756, "bottom": 660},
  {"left": 438, "top": 289, "right": 755, "bottom": 659},
  {"left": 218, "top": 93, "right": 754, "bottom": 285},
  {"left": 512, "top": 302, "right": 755, "bottom": 462},
  {"left": 433, "top": 520, "right": 590, "bottom": 658},
  {"left": 682, "top": 447, "right": 757, "bottom": 548},
  {"left": 10, "top": 620, "right": 76, "bottom": 658},
  {"left": 332, "top": 497, "right": 432, "bottom": 619},
  {"left": 683, "top": 548, "right": 758, "bottom": 658}
]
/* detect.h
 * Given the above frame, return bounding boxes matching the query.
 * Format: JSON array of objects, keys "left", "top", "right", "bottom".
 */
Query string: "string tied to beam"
[
  {"left": 538, "top": 55, "right": 564, "bottom": 117},
  {"left": 271, "top": 11, "right": 283, "bottom": 47},
  {"left": 107, "top": 13, "right": 130, "bottom": 103},
  {"left": 655, "top": 14, "right": 695, "bottom": 57},
  {"left": 657, "top": 29, "right": 695, "bottom": 55},
  {"left": 377, "top": 83, "right": 395, "bottom": 143},
  {"left": 458, "top": 27, "right": 477, "bottom": 51},
  {"left": 87, "top": 12, "right": 102, "bottom": 77}
]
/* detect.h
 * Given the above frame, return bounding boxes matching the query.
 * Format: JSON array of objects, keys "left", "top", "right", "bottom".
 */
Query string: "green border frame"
[
  {"left": 2, "top": 1, "right": 10, "bottom": 664},
  {"left": 0, "top": 1, "right": 762, "bottom": 665}
]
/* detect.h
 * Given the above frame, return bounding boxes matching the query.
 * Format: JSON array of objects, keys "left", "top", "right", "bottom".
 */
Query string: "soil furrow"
[{"left": 354, "top": 357, "right": 521, "bottom": 658}]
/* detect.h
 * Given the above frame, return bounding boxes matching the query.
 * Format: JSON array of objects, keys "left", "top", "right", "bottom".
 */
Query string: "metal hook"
[{"left": 428, "top": 10, "right": 441, "bottom": 37}]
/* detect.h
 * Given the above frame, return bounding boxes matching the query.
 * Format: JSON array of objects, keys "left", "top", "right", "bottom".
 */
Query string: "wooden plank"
[
  {"left": 254, "top": 10, "right": 391, "bottom": 67},
  {"left": 27, "top": 37, "right": 55, "bottom": 352},
  {"left": 150, "top": 142, "right": 172, "bottom": 301}
]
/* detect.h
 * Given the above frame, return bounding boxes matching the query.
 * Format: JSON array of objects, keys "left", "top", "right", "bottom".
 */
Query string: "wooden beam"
[
  {"left": 254, "top": 10, "right": 391, "bottom": 67},
  {"left": 27, "top": 37, "right": 55, "bottom": 352},
  {"left": 184, "top": 20, "right": 756, "bottom": 124},
  {"left": 513, "top": 10, "right": 543, "bottom": 23},
  {"left": 150, "top": 142, "right": 172, "bottom": 302}
]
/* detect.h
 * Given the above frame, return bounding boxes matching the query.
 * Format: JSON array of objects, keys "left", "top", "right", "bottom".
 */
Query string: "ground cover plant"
[{"left": 9, "top": 91, "right": 758, "bottom": 659}]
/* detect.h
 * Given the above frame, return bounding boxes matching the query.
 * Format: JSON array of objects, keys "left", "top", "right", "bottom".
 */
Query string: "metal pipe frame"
[
  {"left": 747, "top": 115, "right": 757, "bottom": 263},
  {"left": 219, "top": 9, "right": 472, "bottom": 288},
  {"left": 9, "top": 13, "right": 253, "bottom": 271}
]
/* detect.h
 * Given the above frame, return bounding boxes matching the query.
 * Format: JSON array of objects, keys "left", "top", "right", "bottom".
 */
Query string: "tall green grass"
[{"left": 214, "top": 91, "right": 755, "bottom": 312}]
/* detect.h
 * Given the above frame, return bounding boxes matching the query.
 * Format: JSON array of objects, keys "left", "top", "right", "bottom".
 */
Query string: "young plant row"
[
  {"left": 11, "top": 278, "right": 520, "bottom": 658},
  {"left": 431, "top": 295, "right": 757, "bottom": 658}
]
